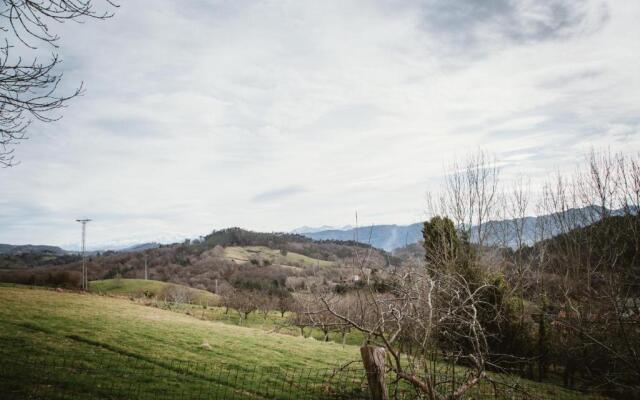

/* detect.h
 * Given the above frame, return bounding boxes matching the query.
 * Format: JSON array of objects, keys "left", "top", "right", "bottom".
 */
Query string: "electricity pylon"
[
  {"left": 76, "top": 219, "right": 91, "bottom": 290},
  {"left": 144, "top": 253, "right": 148, "bottom": 280}
]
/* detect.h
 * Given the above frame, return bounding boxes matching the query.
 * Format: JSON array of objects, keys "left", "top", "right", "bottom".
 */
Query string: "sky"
[{"left": 1, "top": 0, "right": 639, "bottom": 249}]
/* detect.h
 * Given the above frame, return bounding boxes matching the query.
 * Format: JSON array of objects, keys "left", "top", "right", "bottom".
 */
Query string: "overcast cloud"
[{"left": 0, "top": 0, "right": 638, "bottom": 248}]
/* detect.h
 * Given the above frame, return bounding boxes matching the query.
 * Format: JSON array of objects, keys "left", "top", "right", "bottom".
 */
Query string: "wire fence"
[
  {"left": 0, "top": 354, "right": 369, "bottom": 400},
  {"left": 0, "top": 349, "right": 601, "bottom": 400}
]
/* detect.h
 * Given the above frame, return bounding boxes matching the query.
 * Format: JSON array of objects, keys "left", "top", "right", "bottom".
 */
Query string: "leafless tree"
[
  {"left": 0, "top": 0, "right": 116, "bottom": 166},
  {"left": 162, "top": 284, "right": 194, "bottom": 305},
  {"left": 275, "top": 294, "right": 294, "bottom": 318},
  {"left": 497, "top": 176, "right": 534, "bottom": 320},
  {"left": 225, "top": 289, "right": 261, "bottom": 324},
  {"left": 313, "top": 264, "right": 497, "bottom": 399},
  {"left": 297, "top": 293, "right": 345, "bottom": 342},
  {"left": 438, "top": 150, "right": 500, "bottom": 248},
  {"left": 289, "top": 296, "right": 313, "bottom": 337},
  {"left": 257, "top": 294, "right": 276, "bottom": 319}
]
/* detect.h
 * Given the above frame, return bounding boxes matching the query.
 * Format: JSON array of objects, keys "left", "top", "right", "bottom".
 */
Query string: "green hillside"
[
  {"left": 0, "top": 285, "right": 358, "bottom": 366},
  {"left": 89, "top": 278, "right": 219, "bottom": 305},
  {"left": 0, "top": 285, "right": 605, "bottom": 399},
  {"left": 0, "top": 285, "right": 360, "bottom": 399}
]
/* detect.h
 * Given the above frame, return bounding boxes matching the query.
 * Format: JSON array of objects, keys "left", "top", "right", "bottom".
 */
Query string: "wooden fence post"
[{"left": 360, "top": 346, "right": 388, "bottom": 400}]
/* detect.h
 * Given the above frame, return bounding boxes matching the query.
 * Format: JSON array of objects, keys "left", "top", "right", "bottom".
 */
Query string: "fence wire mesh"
[
  {"left": 0, "top": 347, "right": 600, "bottom": 400},
  {"left": 1, "top": 350, "right": 371, "bottom": 400}
]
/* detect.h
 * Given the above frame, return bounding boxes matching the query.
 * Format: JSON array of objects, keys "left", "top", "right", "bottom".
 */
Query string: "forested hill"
[
  {"left": 0, "top": 244, "right": 67, "bottom": 255},
  {"left": 0, "top": 227, "right": 399, "bottom": 293},
  {"left": 527, "top": 213, "right": 640, "bottom": 279},
  {"left": 0, "top": 244, "right": 77, "bottom": 269}
]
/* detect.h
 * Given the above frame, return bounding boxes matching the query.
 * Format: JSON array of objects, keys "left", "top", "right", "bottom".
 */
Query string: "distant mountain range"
[
  {"left": 299, "top": 206, "right": 630, "bottom": 251},
  {"left": 300, "top": 224, "right": 423, "bottom": 252},
  {"left": 62, "top": 233, "right": 191, "bottom": 252},
  {"left": 117, "top": 242, "right": 163, "bottom": 253},
  {"left": 291, "top": 225, "right": 354, "bottom": 234}
]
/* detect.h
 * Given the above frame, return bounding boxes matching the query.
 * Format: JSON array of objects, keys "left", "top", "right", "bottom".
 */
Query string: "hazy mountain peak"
[{"left": 291, "top": 225, "right": 353, "bottom": 234}]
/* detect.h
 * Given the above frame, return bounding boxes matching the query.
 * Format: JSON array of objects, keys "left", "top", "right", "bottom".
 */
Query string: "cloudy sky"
[{"left": 1, "top": 0, "right": 639, "bottom": 248}]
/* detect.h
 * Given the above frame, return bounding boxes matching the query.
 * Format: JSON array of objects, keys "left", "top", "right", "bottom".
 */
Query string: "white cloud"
[{"left": 0, "top": 0, "right": 639, "bottom": 247}]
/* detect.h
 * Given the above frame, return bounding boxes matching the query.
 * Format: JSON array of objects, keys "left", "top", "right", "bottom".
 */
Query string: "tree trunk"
[{"left": 360, "top": 346, "right": 388, "bottom": 400}]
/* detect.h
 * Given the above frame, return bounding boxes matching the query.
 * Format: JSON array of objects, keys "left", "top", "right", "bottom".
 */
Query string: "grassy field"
[
  {"left": 155, "top": 302, "right": 366, "bottom": 346},
  {"left": 223, "top": 246, "right": 334, "bottom": 267},
  {"left": 0, "top": 285, "right": 606, "bottom": 399},
  {"left": 89, "top": 278, "right": 219, "bottom": 305},
  {"left": 0, "top": 285, "right": 354, "bottom": 368},
  {"left": 90, "top": 279, "right": 361, "bottom": 345},
  {"left": 0, "top": 285, "right": 360, "bottom": 399}
]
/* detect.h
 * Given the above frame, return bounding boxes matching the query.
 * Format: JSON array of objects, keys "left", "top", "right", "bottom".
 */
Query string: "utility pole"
[
  {"left": 76, "top": 219, "right": 91, "bottom": 290},
  {"left": 144, "top": 253, "right": 148, "bottom": 280}
]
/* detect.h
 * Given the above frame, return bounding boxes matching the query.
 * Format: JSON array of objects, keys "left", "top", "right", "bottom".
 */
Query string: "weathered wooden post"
[{"left": 360, "top": 346, "right": 388, "bottom": 400}]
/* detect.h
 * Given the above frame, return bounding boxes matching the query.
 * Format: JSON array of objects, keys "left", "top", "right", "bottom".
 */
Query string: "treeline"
[
  {"left": 0, "top": 252, "right": 81, "bottom": 269},
  {"left": 0, "top": 269, "right": 81, "bottom": 288}
]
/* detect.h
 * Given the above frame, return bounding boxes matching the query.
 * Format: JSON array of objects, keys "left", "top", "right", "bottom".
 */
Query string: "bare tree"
[
  {"left": 162, "top": 284, "right": 194, "bottom": 305},
  {"left": 225, "top": 289, "right": 261, "bottom": 324},
  {"left": 500, "top": 176, "right": 534, "bottom": 321},
  {"left": 275, "top": 293, "right": 294, "bottom": 318},
  {"left": 0, "top": 0, "right": 116, "bottom": 166},
  {"left": 257, "top": 294, "right": 276, "bottom": 319},
  {"left": 440, "top": 150, "right": 500, "bottom": 248},
  {"left": 289, "top": 296, "right": 312, "bottom": 337},
  {"left": 298, "top": 293, "right": 344, "bottom": 342},
  {"left": 315, "top": 265, "right": 497, "bottom": 399}
]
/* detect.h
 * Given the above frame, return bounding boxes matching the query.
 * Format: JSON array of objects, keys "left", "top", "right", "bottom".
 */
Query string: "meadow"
[
  {"left": 0, "top": 284, "right": 607, "bottom": 399},
  {"left": 89, "top": 278, "right": 220, "bottom": 305},
  {"left": 0, "top": 284, "right": 361, "bottom": 399}
]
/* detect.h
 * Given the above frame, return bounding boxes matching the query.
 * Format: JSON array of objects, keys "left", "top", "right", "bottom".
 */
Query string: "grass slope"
[
  {"left": 0, "top": 285, "right": 605, "bottom": 399},
  {"left": 224, "top": 246, "right": 334, "bottom": 267},
  {"left": 89, "top": 278, "right": 219, "bottom": 305},
  {"left": 91, "top": 279, "right": 362, "bottom": 345},
  {"left": 0, "top": 286, "right": 353, "bottom": 368},
  {"left": 0, "top": 285, "right": 360, "bottom": 399}
]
